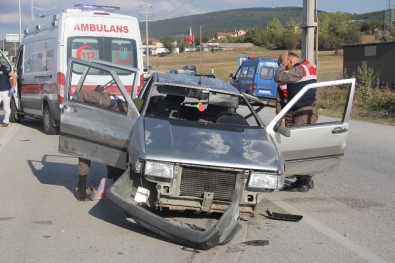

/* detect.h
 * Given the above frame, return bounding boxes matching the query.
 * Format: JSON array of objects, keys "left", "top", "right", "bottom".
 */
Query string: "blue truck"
[{"left": 230, "top": 56, "right": 279, "bottom": 100}]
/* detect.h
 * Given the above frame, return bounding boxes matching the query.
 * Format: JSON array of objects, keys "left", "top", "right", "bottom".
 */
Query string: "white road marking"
[
  {"left": 264, "top": 195, "right": 389, "bottom": 263},
  {"left": 0, "top": 123, "right": 19, "bottom": 153}
]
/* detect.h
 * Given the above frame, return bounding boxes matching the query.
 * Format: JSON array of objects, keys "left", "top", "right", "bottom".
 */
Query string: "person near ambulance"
[
  {"left": 274, "top": 50, "right": 318, "bottom": 192},
  {"left": 0, "top": 61, "right": 17, "bottom": 127}
]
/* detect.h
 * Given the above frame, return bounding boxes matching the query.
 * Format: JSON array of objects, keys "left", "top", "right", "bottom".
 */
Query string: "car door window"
[
  {"left": 72, "top": 67, "right": 129, "bottom": 115},
  {"left": 246, "top": 66, "right": 256, "bottom": 78},
  {"left": 60, "top": 59, "right": 140, "bottom": 169},
  {"left": 266, "top": 79, "right": 356, "bottom": 177}
]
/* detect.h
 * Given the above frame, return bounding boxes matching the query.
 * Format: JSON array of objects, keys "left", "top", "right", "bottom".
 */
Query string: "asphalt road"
[{"left": 0, "top": 111, "right": 394, "bottom": 263}]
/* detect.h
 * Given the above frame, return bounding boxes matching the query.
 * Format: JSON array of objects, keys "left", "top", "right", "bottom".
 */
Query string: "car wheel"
[
  {"left": 9, "top": 99, "right": 22, "bottom": 123},
  {"left": 43, "top": 106, "right": 57, "bottom": 135}
]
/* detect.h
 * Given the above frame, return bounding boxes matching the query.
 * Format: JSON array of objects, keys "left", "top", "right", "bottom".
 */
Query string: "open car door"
[
  {"left": 266, "top": 78, "right": 356, "bottom": 177},
  {"left": 59, "top": 58, "right": 140, "bottom": 169}
]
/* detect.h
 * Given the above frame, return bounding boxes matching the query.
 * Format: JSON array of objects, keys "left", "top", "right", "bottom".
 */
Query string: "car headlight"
[
  {"left": 248, "top": 172, "right": 278, "bottom": 190},
  {"left": 144, "top": 161, "right": 174, "bottom": 179}
]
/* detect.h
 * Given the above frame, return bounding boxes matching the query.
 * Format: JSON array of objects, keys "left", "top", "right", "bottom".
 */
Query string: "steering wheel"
[{"left": 116, "top": 99, "right": 128, "bottom": 114}]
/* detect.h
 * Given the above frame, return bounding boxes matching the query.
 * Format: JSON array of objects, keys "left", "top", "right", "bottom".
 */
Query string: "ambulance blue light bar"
[{"left": 73, "top": 4, "right": 120, "bottom": 12}]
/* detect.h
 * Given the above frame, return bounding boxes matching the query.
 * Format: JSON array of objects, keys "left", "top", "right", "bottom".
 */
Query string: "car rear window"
[{"left": 260, "top": 66, "right": 274, "bottom": 80}]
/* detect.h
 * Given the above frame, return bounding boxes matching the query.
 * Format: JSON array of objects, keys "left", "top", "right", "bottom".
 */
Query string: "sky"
[{"left": 0, "top": 0, "right": 391, "bottom": 41}]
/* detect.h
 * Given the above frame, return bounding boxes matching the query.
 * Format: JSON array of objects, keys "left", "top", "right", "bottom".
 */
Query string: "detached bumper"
[{"left": 106, "top": 170, "right": 242, "bottom": 250}]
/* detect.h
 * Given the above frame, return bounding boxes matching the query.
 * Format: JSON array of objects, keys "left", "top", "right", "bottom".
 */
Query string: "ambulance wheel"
[
  {"left": 9, "top": 98, "right": 22, "bottom": 123},
  {"left": 43, "top": 106, "right": 57, "bottom": 135}
]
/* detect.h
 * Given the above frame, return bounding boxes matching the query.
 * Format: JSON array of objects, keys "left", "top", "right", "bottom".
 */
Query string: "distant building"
[
  {"left": 200, "top": 43, "right": 254, "bottom": 52},
  {"left": 343, "top": 42, "right": 395, "bottom": 86},
  {"left": 215, "top": 29, "right": 247, "bottom": 40}
]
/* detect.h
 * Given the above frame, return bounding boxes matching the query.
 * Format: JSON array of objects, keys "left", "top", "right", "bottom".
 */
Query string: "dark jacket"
[{"left": 275, "top": 60, "right": 317, "bottom": 110}]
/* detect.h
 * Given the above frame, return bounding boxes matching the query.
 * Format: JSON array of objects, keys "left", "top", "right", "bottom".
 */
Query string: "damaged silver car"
[{"left": 59, "top": 58, "right": 355, "bottom": 250}]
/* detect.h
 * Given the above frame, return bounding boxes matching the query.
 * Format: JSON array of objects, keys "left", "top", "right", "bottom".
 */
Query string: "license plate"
[{"left": 258, "top": 90, "right": 271, "bottom": 95}]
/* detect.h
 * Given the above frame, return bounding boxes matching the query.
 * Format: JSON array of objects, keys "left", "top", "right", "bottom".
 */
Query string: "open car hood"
[{"left": 144, "top": 117, "right": 280, "bottom": 171}]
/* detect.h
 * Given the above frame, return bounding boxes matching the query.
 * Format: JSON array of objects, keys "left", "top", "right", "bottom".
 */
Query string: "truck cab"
[{"left": 230, "top": 56, "right": 279, "bottom": 100}]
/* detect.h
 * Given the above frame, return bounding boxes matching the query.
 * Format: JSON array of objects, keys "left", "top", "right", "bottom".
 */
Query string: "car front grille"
[{"left": 180, "top": 166, "right": 237, "bottom": 201}]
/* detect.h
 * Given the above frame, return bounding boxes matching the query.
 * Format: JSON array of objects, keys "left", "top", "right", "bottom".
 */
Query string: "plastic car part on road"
[{"left": 106, "top": 169, "right": 243, "bottom": 250}]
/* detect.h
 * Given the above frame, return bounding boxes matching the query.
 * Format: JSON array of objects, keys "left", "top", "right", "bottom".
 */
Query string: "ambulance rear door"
[{"left": 62, "top": 12, "right": 143, "bottom": 99}]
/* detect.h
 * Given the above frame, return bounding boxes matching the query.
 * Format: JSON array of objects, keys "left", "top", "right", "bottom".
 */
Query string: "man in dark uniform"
[
  {"left": 0, "top": 60, "right": 17, "bottom": 127},
  {"left": 275, "top": 51, "right": 318, "bottom": 192},
  {"left": 275, "top": 55, "right": 291, "bottom": 127}
]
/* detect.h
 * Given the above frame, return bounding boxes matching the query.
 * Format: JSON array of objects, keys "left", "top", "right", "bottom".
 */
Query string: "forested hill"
[{"left": 140, "top": 7, "right": 385, "bottom": 39}]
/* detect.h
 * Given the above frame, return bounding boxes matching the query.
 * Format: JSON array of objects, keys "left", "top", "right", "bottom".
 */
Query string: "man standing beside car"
[
  {"left": 0, "top": 61, "right": 17, "bottom": 127},
  {"left": 275, "top": 50, "right": 317, "bottom": 192},
  {"left": 73, "top": 89, "right": 125, "bottom": 201}
]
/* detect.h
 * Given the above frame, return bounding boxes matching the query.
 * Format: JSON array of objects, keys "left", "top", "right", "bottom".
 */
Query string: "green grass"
[
  {"left": 318, "top": 88, "right": 395, "bottom": 125},
  {"left": 149, "top": 48, "right": 343, "bottom": 81}
]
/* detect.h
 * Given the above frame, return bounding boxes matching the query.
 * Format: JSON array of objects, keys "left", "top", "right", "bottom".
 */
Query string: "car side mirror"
[
  {"left": 132, "top": 98, "right": 144, "bottom": 112},
  {"left": 278, "top": 125, "right": 291, "bottom": 137},
  {"left": 274, "top": 121, "right": 291, "bottom": 137}
]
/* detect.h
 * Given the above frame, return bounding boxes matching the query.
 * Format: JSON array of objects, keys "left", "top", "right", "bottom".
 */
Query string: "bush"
[{"left": 357, "top": 61, "right": 376, "bottom": 89}]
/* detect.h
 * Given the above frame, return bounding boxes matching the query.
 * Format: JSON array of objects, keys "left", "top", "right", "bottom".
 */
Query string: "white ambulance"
[{"left": 12, "top": 4, "right": 145, "bottom": 134}]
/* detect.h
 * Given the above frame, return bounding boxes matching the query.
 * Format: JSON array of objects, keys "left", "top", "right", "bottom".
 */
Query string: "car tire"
[
  {"left": 43, "top": 106, "right": 57, "bottom": 135},
  {"left": 9, "top": 98, "right": 22, "bottom": 123}
]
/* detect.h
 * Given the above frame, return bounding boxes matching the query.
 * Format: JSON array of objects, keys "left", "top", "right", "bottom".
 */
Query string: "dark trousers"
[
  {"left": 286, "top": 105, "right": 318, "bottom": 180},
  {"left": 78, "top": 157, "right": 124, "bottom": 180},
  {"left": 286, "top": 105, "right": 318, "bottom": 128}
]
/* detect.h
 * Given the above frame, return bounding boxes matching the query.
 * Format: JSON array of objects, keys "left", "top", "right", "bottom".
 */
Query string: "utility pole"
[
  {"left": 301, "top": 0, "right": 318, "bottom": 67},
  {"left": 199, "top": 25, "right": 202, "bottom": 71},
  {"left": 19, "top": 0, "right": 22, "bottom": 44},
  {"left": 140, "top": 1, "right": 153, "bottom": 70},
  {"left": 385, "top": 0, "right": 395, "bottom": 34}
]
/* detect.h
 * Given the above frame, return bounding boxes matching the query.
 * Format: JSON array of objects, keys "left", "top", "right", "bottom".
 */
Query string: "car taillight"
[
  {"left": 137, "top": 73, "right": 144, "bottom": 96},
  {"left": 57, "top": 72, "right": 65, "bottom": 102},
  {"left": 252, "top": 84, "right": 257, "bottom": 92}
]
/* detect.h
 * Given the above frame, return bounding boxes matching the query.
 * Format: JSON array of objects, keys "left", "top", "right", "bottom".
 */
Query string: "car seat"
[{"left": 156, "top": 94, "right": 185, "bottom": 118}]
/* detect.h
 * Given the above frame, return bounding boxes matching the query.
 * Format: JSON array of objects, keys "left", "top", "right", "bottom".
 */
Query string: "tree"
[
  {"left": 318, "top": 12, "right": 361, "bottom": 53},
  {"left": 266, "top": 18, "right": 285, "bottom": 48},
  {"left": 245, "top": 28, "right": 268, "bottom": 47},
  {"left": 278, "top": 31, "right": 300, "bottom": 50},
  {"left": 286, "top": 17, "right": 298, "bottom": 31},
  {"left": 195, "top": 34, "right": 209, "bottom": 46},
  {"left": 160, "top": 36, "right": 174, "bottom": 53},
  {"left": 278, "top": 17, "right": 301, "bottom": 50}
]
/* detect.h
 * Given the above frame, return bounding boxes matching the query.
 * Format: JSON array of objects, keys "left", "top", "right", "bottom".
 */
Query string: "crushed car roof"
[{"left": 152, "top": 72, "right": 240, "bottom": 95}]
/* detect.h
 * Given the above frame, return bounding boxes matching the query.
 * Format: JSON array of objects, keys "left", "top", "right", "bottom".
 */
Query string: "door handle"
[{"left": 332, "top": 127, "right": 348, "bottom": 134}]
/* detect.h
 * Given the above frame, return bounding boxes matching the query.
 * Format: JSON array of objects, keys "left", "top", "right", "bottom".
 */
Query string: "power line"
[
  {"left": 157, "top": 0, "right": 189, "bottom": 16},
  {"left": 156, "top": 0, "right": 202, "bottom": 20}
]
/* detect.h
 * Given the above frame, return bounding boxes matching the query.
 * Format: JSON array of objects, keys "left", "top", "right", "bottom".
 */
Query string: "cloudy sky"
[{"left": 0, "top": 0, "right": 390, "bottom": 40}]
